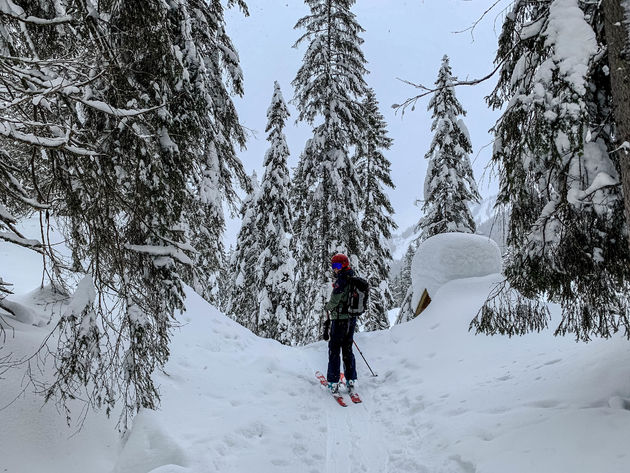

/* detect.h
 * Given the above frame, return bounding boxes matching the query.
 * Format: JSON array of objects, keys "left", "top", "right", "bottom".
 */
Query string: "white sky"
[{"left": 224, "top": 0, "right": 509, "bottom": 245}]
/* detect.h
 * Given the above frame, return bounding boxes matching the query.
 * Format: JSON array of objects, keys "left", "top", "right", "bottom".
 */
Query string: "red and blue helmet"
[{"left": 331, "top": 253, "right": 350, "bottom": 270}]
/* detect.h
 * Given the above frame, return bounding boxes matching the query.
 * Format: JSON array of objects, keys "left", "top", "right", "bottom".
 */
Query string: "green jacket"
[{"left": 324, "top": 268, "right": 354, "bottom": 320}]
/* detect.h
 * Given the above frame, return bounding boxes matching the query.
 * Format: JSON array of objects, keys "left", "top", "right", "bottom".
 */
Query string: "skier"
[{"left": 324, "top": 253, "right": 358, "bottom": 395}]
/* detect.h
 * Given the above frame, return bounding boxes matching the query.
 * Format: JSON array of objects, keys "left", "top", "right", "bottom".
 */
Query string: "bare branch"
[
  {"left": 393, "top": 59, "right": 505, "bottom": 114},
  {"left": 452, "top": 0, "right": 505, "bottom": 39}
]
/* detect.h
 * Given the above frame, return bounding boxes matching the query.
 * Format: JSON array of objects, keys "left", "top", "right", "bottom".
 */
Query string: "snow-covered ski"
[{"left": 315, "top": 371, "right": 347, "bottom": 407}]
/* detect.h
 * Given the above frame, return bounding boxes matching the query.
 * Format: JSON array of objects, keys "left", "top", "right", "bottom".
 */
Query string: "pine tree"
[
  {"left": 250, "top": 82, "right": 296, "bottom": 344},
  {"left": 394, "top": 243, "right": 418, "bottom": 324},
  {"left": 354, "top": 89, "right": 397, "bottom": 331},
  {"left": 291, "top": 0, "right": 368, "bottom": 344},
  {"left": 419, "top": 55, "right": 480, "bottom": 241},
  {"left": 388, "top": 272, "right": 403, "bottom": 309},
  {"left": 227, "top": 173, "right": 260, "bottom": 331},
  {"left": 0, "top": 0, "right": 250, "bottom": 428},
  {"left": 472, "top": 0, "right": 630, "bottom": 341}
]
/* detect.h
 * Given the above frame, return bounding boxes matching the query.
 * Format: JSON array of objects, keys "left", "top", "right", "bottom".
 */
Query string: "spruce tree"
[
  {"left": 472, "top": 0, "right": 630, "bottom": 341},
  {"left": 394, "top": 243, "right": 417, "bottom": 325},
  {"left": 419, "top": 55, "right": 480, "bottom": 241},
  {"left": 227, "top": 173, "right": 260, "bottom": 332},
  {"left": 291, "top": 0, "right": 368, "bottom": 344},
  {"left": 0, "top": 0, "right": 250, "bottom": 428},
  {"left": 354, "top": 89, "right": 397, "bottom": 331},
  {"left": 251, "top": 82, "right": 296, "bottom": 344}
]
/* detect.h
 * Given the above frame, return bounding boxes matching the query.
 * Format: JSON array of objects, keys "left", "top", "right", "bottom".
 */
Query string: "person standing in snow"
[{"left": 324, "top": 253, "right": 358, "bottom": 394}]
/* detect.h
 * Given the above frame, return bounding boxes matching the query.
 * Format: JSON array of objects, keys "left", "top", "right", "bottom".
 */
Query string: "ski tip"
[{"left": 334, "top": 396, "right": 348, "bottom": 407}]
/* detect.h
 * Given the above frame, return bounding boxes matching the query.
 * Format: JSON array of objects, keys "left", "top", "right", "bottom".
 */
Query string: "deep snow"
[
  {"left": 2, "top": 220, "right": 630, "bottom": 472},
  {"left": 2, "top": 268, "right": 630, "bottom": 472}
]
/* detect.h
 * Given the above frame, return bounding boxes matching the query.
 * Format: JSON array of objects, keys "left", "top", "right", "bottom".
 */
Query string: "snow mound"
[
  {"left": 410, "top": 232, "right": 502, "bottom": 308},
  {"left": 114, "top": 410, "right": 189, "bottom": 473}
]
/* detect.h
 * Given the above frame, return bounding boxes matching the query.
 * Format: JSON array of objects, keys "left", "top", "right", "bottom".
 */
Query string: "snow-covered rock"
[{"left": 410, "top": 232, "right": 502, "bottom": 310}]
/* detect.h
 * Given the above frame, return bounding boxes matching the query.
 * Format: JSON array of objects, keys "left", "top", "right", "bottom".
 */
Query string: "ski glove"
[{"left": 322, "top": 319, "right": 331, "bottom": 341}]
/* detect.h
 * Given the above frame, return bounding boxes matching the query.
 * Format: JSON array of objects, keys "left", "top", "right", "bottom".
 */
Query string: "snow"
[
  {"left": 544, "top": 0, "right": 599, "bottom": 95},
  {"left": 2, "top": 272, "right": 630, "bottom": 473},
  {"left": 0, "top": 297, "right": 37, "bottom": 324},
  {"left": 410, "top": 232, "right": 502, "bottom": 308},
  {"left": 125, "top": 244, "right": 194, "bottom": 266},
  {"left": 0, "top": 231, "right": 41, "bottom": 248},
  {"left": 63, "top": 275, "right": 96, "bottom": 318},
  {"left": 0, "top": 203, "right": 15, "bottom": 223},
  {"left": 3, "top": 223, "right": 630, "bottom": 473}
]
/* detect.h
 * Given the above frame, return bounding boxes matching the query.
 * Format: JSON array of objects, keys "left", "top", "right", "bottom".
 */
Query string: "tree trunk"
[{"left": 603, "top": 0, "right": 630, "bottom": 251}]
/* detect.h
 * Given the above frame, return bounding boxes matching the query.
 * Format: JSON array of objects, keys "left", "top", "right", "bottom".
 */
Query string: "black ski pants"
[{"left": 326, "top": 317, "right": 357, "bottom": 383}]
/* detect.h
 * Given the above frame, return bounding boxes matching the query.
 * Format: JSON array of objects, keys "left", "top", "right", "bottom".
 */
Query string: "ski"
[
  {"left": 315, "top": 371, "right": 347, "bottom": 407},
  {"left": 340, "top": 372, "right": 362, "bottom": 403}
]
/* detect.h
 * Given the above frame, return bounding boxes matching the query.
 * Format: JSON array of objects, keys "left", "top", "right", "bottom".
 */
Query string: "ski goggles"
[{"left": 331, "top": 262, "right": 343, "bottom": 270}]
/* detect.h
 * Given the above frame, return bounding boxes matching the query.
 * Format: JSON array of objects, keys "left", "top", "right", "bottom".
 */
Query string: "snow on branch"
[
  {"left": 76, "top": 99, "right": 164, "bottom": 118},
  {"left": 0, "top": 121, "right": 97, "bottom": 156},
  {"left": 0, "top": 156, "right": 51, "bottom": 210},
  {"left": 125, "top": 244, "right": 194, "bottom": 266},
  {"left": 63, "top": 275, "right": 96, "bottom": 318},
  {"left": 0, "top": 204, "right": 15, "bottom": 224},
  {"left": 0, "top": 231, "right": 42, "bottom": 249},
  {"left": 0, "top": 0, "right": 72, "bottom": 25}
]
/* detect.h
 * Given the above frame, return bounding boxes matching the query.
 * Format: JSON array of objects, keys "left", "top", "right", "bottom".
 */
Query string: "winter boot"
[
  {"left": 327, "top": 382, "right": 339, "bottom": 394},
  {"left": 346, "top": 379, "right": 356, "bottom": 394}
]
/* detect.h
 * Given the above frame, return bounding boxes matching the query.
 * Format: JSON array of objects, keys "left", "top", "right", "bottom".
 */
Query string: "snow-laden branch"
[
  {"left": 0, "top": 65, "right": 159, "bottom": 118},
  {"left": 0, "top": 231, "right": 42, "bottom": 249},
  {"left": 0, "top": 155, "right": 51, "bottom": 210},
  {"left": 0, "top": 204, "right": 15, "bottom": 224},
  {"left": 125, "top": 244, "right": 194, "bottom": 266},
  {"left": 0, "top": 121, "right": 97, "bottom": 156},
  {"left": 0, "top": 0, "right": 72, "bottom": 25},
  {"left": 76, "top": 99, "right": 164, "bottom": 118}
]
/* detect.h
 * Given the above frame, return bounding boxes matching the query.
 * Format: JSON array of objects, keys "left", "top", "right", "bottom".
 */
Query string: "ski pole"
[{"left": 353, "top": 340, "right": 377, "bottom": 377}]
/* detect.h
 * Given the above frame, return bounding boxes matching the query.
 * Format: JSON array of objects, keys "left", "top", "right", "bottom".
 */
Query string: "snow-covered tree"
[
  {"left": 251, "top": 82, "right": 296, "bottom": 344},
  {"left": 0, "top": 0, "right": 250, "bottom": 428},
  {"left": 388, "top": 270, "right": 406, "bottom": 309},
  {"left": 290, "top": 0, "right": 368, "bottom": 343},
  {"left": 419, "top": 55, "right": 480, "bottom": 241},
  {"left": 472, "top": 0, "right": 630, "bottom": 341},
  {"left": 394, "top": 243, "right": 418, "bottom": 325},
  {"left": 354, "top": 89, "right": 397, "bottom": 331},
  {"left": 228, "top": 173, "right": 260, "bottom": 332},
  {"left": 228, "top": 83, "right": 296, "bottom": 345}
]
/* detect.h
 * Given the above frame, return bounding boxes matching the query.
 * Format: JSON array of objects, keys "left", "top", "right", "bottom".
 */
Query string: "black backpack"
[{"left": 346, "top": 276, "right": 369, "bottom": 315}]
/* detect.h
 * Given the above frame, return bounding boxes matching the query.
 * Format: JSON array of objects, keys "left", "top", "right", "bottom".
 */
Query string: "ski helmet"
[{"left": 331, "top": 253, "right": 350, "bottom": 270}]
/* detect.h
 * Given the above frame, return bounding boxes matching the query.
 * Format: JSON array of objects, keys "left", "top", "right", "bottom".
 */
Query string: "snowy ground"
[{"left": 2, "top": 234, "right": 630, "bottom": 473}]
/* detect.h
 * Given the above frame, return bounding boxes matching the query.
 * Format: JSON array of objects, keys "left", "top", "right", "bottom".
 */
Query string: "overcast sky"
[{"left": 224, "top": 0, "right": 509, "bottom": 245}]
